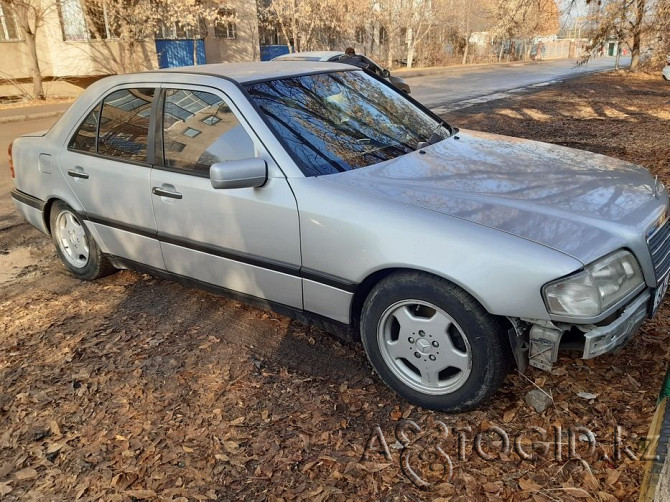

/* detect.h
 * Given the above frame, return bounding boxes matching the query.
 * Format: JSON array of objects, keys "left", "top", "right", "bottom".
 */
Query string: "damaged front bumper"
[
  {"left": 581, "top": 292, "right": 650, "bottom": 359},
  {"left": 510, "top": 291, "right": 652, "bottom": 372}
]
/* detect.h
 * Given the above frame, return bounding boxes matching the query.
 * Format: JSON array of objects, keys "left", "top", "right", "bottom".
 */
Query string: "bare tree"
[
  {"left": 581, "top": 0, "right": 656, "bottom": 72},
  {"left": 5, "top": 0, "right": 54, "bottom": 99}
]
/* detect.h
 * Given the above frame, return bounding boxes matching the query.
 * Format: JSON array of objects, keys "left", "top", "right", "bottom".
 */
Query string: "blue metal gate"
[{"left": 156, "top": 40, "right": 206, "bottom": 68}]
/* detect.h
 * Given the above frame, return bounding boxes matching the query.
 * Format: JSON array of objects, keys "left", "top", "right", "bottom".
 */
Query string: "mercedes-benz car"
[
  {"left": 271, "top": 50, "right": 411, "bottom": 93},
  {"left": 9, "top": 62, "right": 669, "bottom": 412}
]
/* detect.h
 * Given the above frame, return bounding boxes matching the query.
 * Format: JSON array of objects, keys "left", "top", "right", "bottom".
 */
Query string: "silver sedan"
[{"left": 9, "top": 62, "right": 669, "bottom": 411}]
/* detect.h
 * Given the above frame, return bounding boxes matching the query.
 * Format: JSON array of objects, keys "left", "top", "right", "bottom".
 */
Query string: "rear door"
[
  {"left": 149, "top": 84, "right": 302, "bottom": 308},
  {"left": 58, "top": 86, "right": 163, "bottom": 269}
]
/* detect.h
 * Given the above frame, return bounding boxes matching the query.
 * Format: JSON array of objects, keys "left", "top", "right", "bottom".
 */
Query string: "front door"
[
  {"left": 58, "top": 87, "right": 163, "bottom": 269},
  {"left": 150, "top": 85, "right": 302, "bottom": 308}
]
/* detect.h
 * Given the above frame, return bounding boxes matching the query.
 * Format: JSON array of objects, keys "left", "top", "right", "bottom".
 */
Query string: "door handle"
[
  {"left": 152, "top": 186, "right": 182, "bottom": 199},
  {"left": 67, "top": 168, "right": 89, "bottom": 179}
]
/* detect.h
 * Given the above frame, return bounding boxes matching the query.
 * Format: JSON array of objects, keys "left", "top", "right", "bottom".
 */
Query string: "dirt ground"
[{"left": 1, "top": 72, "right": 669, "bottom": 501}]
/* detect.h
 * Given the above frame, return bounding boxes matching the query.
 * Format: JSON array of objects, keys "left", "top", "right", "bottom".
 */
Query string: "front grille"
[{"left": 648, "top": 217, "right": 670, "bottom": 282}]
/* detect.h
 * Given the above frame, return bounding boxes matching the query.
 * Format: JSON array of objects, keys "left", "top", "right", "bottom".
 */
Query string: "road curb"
[
  {"left": 0, "top": 110, "right": 64, "bottom": 124},
  {"left": 639, "top": 366, "right": 670, "bottom": 501},
  {"left": 394, "top": 59, "right": 545, "bottom": 78}
]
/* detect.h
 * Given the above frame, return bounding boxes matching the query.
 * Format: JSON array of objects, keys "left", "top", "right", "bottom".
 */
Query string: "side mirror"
[
  {"left": 382, "top": 68, "right": 391, "bottom": 78},
  {"left": 210, "top": 158, "right": 268, "bottom": 189}
]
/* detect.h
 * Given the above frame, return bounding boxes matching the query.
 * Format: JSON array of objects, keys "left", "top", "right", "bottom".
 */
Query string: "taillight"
[{"left": 8, "top": 142, "right": 15, "bottom": 178}]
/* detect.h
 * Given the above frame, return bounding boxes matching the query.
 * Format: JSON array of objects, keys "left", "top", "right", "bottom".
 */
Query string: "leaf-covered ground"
[{"left": 0, "top": 72, "right": 669, "bottom": 501}]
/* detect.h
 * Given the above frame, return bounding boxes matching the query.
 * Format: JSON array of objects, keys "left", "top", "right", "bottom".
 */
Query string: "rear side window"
[
  {"left": 68, "top": 103, "right": 101, "bottom": 153},
  {"left": 162, "top": 88, "right": 255, "bottom": 173},
  {"left": 97, "top": 88, "right": 155, "bottom": 162}
]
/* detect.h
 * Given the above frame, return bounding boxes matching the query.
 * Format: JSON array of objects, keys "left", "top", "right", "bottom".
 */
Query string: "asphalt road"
[{"left": 403, "top": 56, "right": 631, "bottom": 108}]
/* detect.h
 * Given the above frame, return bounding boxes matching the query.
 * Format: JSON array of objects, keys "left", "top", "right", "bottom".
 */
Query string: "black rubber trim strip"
[
  {"left": 108, "top": 255, "right": 355, "bottom": 337},
  {"left": 301, "top": 268, "right": 357, "bottom": 293},
  {"left": 158, "top": 232, "right": 301, "bottom": 277},
  {"left": 84, "top": 213, "right": 357, "bottom": 292},
  {"left": 10, "top": 189, "right": 46, "bottom": 211},
  {"left": 84, "top": 214, "right": 157, "bottom": 240}
]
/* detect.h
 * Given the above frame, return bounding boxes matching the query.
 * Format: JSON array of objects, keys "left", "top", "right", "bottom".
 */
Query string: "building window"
[
  {"left": 0, "top": 2, "right": 21, "bottom": 41},
  {"left": 202, "top": 115, "right": 220, "bottom": 125},
  {"left": 355, "top": 26, "right": 365, "bottom": 44},
  {"left": 183, "top": 127, "right": 201, "bottom": 138},
  {"left": 156, "top": 18, "right": 207, "bottom": 40},
  {"left": 59, "top": 0, "right": 117, "bottom": 41},
  {"left": 214, "top": 8, "right": 236, "bottom": 39}
]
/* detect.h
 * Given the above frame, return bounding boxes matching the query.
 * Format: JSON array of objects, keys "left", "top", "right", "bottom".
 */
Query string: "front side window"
[
  {"left": 162, "top": 88, "right": 255, "bottom": 173},
  {"left": 245, "top": 70, "right": 447, "bottom": 176},
  {"left": 98, "top": 88, "right": 155, "bottom": 162}
]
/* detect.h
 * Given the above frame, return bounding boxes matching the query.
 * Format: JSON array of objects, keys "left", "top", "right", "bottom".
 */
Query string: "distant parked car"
[
  {"left": 272, "top": 50, "right": 411, "bottom": 93},
  {"left": 9, "top": 62, "right": 670, "bottom": 412}
]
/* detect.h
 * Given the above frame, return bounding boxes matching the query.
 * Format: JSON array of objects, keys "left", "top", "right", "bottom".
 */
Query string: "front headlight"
[{"left": 543, "top": 250, "right": 644, "bottom": 317}]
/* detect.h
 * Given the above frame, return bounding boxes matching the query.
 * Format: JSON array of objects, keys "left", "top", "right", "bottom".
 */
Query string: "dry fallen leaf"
[
  {"left": 124, "top": 489, "right": 157, "bottom": 499},
  {"left": 49, "top": 421, "right": 61, "bottom": 437},
  {"left": 519, "top": 478, "right": 542, "bottom": 491},
  {"left": 0, "top": 482, "right": 12, "bottom": 496},
  {"left": 14, "top": 467, "right": 38, "bottom": 480},
  {"left": 606, "top": 468, "right": 621, "bottom": 486}
]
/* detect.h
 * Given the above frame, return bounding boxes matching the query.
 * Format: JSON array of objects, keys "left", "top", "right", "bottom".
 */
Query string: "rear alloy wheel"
[
  {"left": 50, "top": 200, "right": 115, "bottom": 280},
  {"left": 360, "top": 271, "right": 512, "bottom": 412}
]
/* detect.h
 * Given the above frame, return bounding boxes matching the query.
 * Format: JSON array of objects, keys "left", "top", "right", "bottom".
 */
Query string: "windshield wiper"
[{"left": 416, "top": 121, "right": 455, "bottom": 150}]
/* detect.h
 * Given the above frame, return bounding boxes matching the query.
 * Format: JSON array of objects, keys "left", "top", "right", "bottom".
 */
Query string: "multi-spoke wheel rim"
[
  {"left": 378, "top": 300, "right": 472, "bottom": 395},
  {"left": 54, "top": 211, "right": 89, "bottom": 268}
]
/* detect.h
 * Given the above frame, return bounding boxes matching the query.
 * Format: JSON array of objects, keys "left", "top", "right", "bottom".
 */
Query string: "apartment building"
[{"left": 0, "top": 0, "right": 259, "bottom": 99}]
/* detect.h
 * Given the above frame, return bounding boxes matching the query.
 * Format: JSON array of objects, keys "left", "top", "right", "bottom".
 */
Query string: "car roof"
[
  {"left": 147, "top": 61, "right": 352, "bottom": 83},
  {"left": 273, "top": 51, "right": 344, "bottom": 62}
]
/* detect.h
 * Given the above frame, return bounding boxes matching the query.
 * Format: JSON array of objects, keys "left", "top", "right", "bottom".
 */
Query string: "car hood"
[{"left": 323, "top": 129, "right": 665, "bottom": 265}]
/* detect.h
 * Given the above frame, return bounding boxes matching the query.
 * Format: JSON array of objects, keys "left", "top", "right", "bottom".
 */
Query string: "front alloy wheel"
[
  {"left": 378, "top": 300, "right": 472, "bottom": 395},
  {"left": 361, "top": 271, "right": 512, "bottom": 412}
]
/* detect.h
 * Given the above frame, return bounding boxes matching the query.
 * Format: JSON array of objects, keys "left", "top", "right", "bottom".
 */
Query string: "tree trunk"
[
  {"left": 193, "top": 38, "right": 198, "bottom": 65},
  {"left": 630, "top": 0, "right": 646, "bottom": 72},
  {"left": 406, "top": 28, "right": 414, "bottom": 68},
  {"left": 23, "top": 30, "right": 44, "bottom": 100},
  {"left": 461, "top": 1, "right": 470, "bottom": 65},
  {"left": 387, "top": 31, "right": 394, "bottom": 68}
]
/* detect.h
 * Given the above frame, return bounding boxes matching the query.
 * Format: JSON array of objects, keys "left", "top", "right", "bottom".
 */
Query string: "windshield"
[{"left": 245, "top": 70, "right": 450, "bottom": 176}]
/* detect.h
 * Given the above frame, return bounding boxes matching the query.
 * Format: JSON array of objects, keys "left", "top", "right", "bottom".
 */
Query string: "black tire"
[
  {"left": 360, "top": 271, "right": 512, "bottom": 412},
  {"left": 49, "top": 200, "right": 115, "bottom": 281}
]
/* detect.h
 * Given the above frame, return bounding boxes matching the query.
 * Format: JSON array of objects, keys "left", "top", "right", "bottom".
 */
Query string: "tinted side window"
[
  {"left": 98, "top": 88, "right": 155, "bottom": 162},
  {"left": 162, "top": 88, "right": 255, "bottom": 173},
  {"left": 68, "top": 103, "right": 101, "bottom": 153}
]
